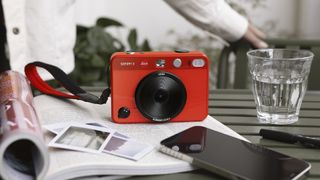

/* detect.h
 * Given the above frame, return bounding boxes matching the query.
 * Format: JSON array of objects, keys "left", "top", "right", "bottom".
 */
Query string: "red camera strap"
[{"left": 24, "top": 61, "right": 110, "bottom": 104}]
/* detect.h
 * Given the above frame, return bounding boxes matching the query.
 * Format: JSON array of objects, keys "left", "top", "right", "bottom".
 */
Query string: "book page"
[{"left": 34, "top": 95, "right": 246, "bottom": 180}]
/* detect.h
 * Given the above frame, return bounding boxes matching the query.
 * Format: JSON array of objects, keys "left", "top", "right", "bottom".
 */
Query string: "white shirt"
[
  {"left": 2, "top": 0, "right": 76, "bottom": 80},
  {"left": 2, "top": 0, "right": 248, "bottom": 79}
]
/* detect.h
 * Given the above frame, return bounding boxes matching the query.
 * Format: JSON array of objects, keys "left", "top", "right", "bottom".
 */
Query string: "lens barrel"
[{"left": 135, "top": 71, "right": 187, "bottom": 122}]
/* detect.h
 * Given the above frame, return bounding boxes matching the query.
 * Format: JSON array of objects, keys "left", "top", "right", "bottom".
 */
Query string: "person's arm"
[{"left": 165, "top": 0, "right": 267, "bottom": 48}]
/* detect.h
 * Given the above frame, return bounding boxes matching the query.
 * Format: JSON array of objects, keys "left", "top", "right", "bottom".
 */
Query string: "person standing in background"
[
  {"left": 1, "top": 0, "right": 76, "bottom": 78},
  {"left": 0, "top": 0, "right": 267, "bottom": 77}
]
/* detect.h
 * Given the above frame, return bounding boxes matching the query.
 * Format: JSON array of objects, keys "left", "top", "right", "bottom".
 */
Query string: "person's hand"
[{"left": 243, "top": 24, "right": 268, "bottom": 48}]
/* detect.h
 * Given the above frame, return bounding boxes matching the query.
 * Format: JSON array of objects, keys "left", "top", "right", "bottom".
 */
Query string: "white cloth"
[
  {"left": 2, "top": 0, "right": 247, "bottom": 79},
  {"left": 2, "top": 0, "right": 76, "bottom": 80}
]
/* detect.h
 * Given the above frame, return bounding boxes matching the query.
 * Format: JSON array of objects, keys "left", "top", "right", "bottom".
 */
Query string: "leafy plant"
[{"left": 72, "top": 17, "right": 152, "bottom": 86}]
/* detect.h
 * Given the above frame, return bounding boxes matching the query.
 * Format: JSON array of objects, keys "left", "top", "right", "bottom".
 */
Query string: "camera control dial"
[{"left": 173, "top": 58, "right": 182, "bottom": 68}]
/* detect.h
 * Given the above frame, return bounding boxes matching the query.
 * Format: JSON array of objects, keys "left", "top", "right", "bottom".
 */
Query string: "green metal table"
[{"left": 127, "top": 89, "right": 320, "bottom": 180}]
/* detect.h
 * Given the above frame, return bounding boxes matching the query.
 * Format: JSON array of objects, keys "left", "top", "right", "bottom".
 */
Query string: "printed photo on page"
[
  {"left": 103, "top": 136, "right": 153, "bottom": 161},
  {"left": 86, "top": 122, "right": 130, "bottom": 139},
  {"left": 44, "top": 122, "right": 130, "bottom": 139},
  {"left": 48, "top": 125, "right": 113, "bottom": 153},
  {"left": 44, "top": 122, "right": 77, "bottom": 134}
]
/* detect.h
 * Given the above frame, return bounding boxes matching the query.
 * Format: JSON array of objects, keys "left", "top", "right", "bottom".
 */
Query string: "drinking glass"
[{"left": 247, "top": 49, "right": 314, "bottom": 124}]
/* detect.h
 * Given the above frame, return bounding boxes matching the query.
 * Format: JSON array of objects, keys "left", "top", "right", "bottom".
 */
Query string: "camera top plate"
[{"left": 110, "top": 51, "right": 208, "bottom": 70}]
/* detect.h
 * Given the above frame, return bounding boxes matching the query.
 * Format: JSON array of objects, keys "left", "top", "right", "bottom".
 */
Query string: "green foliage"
[
  {"left": 96, "top": 17, "right": 123, "bottom": 28},
  {"left": 128, "top": 29, "right": 138, "bottom": 51},
  {"left": 72, "top": 17, "right": 152, "bottom": 86},
  {"left": 127, "top": 29, "right": 152, "bottom": 51}
]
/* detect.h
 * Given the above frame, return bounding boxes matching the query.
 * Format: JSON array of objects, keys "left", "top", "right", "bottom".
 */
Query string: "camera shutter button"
[
  {"left": 174, "top": 49, "right": 189, "bottom": 53},
  {"left": 173, "top": 58, "right": 182, "bottom": 68}
]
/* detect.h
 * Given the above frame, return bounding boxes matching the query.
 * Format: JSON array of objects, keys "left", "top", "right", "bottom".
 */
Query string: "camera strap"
[{"left": 24, "top": 61, "right": 110, "bottom": 104}]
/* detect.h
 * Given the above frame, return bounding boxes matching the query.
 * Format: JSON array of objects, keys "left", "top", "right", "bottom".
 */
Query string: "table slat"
[
  {"left": 210, "top": 94, "right": 320, "bottom": 102},
  {"left": 209, "top": 108, "right": 320, "bottom": 118},
  {"left": 228, "top": 125, "right": 320, "bottom": 137},
  {"left": 214, "top": 116, "right": 320, "bottom": 127},
  {"left": 309, "top": 162, "right": 320, "bottom": 176},
  {"left": 209, "top": 100, "right": 320, "bottom": 110},
  {"left": 243, "top": 135, "right": 301, "bottom": 148}
]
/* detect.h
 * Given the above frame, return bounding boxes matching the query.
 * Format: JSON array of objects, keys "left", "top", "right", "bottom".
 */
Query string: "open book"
[
  {"left": 35, "top": 95, "right": 247, "bottom": 179},
  {"left": 0, "top": 71, "right": 246, "bottom": 180}
]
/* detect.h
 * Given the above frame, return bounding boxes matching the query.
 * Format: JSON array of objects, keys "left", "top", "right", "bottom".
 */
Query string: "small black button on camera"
[
  {"left": 174, "top": 49, "right": 190, "bottom": 53},
  {"left": 118, "top": 107, "right": 130, "bottom": 118}
]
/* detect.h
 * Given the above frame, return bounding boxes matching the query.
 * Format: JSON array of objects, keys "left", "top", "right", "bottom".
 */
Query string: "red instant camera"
[{"left": 110, "top": 51, "right": 209, "bottom": 123}]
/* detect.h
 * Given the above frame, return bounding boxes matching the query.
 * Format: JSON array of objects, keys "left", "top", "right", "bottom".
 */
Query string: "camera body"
[{"left": 110, "top": 51, "right": 209, "bottom": 123}]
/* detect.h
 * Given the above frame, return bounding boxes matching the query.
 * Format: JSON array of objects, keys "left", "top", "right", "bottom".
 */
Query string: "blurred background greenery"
[
  {"left": 71, "top": 17, "right": 151, "bottom": 86},
  {"left": 71, "top": 0, "right": 268, "bottom": 89},
  {"left": 72, "top": 17, "right": 221, "bottom": 89}
]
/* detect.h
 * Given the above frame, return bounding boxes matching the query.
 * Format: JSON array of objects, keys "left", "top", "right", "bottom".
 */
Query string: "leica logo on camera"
[{"left": 110, "top": 51, "right": 209, "bottom": 123}]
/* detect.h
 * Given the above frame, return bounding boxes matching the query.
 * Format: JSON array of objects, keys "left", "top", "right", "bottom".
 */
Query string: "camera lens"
[
  {"left": 154, "top": 89, "right": 169, "bottom": 103},
  {"left": 135, "top": 71, "right": 187, "bottom": 122}
]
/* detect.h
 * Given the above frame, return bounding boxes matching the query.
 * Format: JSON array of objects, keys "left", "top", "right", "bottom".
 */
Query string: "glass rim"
[{"left": 247, "top": 48, "right": 314, "bottom": 61}]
